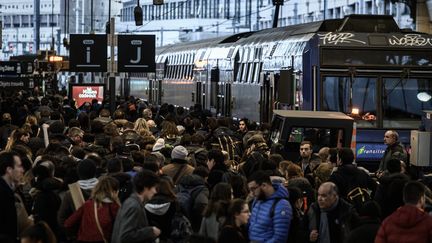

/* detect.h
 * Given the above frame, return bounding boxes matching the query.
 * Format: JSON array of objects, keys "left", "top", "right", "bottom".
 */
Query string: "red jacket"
[
  {"left": 375, "top": 205, "right": 432, "bottom": 243},
  {"left": 64, "top": 199, "right": 120, "bottom": 242}
]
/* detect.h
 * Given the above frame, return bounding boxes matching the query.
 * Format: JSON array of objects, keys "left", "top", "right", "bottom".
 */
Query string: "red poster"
[{"left": 71, "top": 86, "right": 104, "bottom": 108}]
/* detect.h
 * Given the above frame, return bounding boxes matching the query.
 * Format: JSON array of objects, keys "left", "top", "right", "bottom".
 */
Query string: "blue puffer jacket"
[{"left": 248, "top": 183, "right": 292, "bottom": 243}]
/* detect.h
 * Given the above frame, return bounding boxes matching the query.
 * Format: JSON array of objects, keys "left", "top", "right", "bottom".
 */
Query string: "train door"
[
  {"left": 193, "top": 68, "right": 207, "bottom": 109},
  {"left": 209, "top": 67, "right": 221, "bottom": 115},
  {"left": 260, "top": 72, "right": 276, "bottom": 123}
]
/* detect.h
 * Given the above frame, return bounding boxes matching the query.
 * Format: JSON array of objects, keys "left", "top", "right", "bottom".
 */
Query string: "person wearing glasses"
[
  {"left": 247, "top": 171, "right": 292, "bottom": 243},
  {"left": 218, "top": 199, "right": 250, "bottom": 243}
]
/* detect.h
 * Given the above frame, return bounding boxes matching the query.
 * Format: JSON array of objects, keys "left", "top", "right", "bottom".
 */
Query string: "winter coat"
[
  {"left": 0, "top": 177, "right": 17, "bottom": 243},
  {"left": 207, "top": 163, "right": 229, "bottom": 191},
  {"left": 374, "top": 173, "right": 409, "bottom": 219},
  {"left": 177, "top": 174, "right": 209, "bottom": 232},
  {"left": 248, "top": 183, "right": 293, "bottom": 243},
  {"left": 199, "top": 212, "right": 224, "bottom": 241},
  {"left": 304, "top": 198, "right": 354, "bottom": 243},
  {"left": 64, "top": 199, "right": 119, "bottom": 242},
  {"left": 144, "top": 194, "right": 176, "bottom": 242},
  {"left": 218, "top": 225, "right": 248, "bottom": 243},
  {"left": 161, "top": 159, "right": 194, "bottom": 184},
  {"left": 378, "top": 142, "right": 407, "bottom": 172},
  {"left": 329, "top": 164, "right": 377, "bottom": 200},
  {"left": 58, "top": 187, "right": 92, "bottom": 227},
  {"left": 375, "top": 205, "right": 432, "bottom": 243},
  {"left": 111, "top": 193, "right": 156, "bottom": 243},
  {"left": 345, "top": 217, "right": 380, "bottom": 243},
  {"left": 32, "top": 177, "right": 62, "bottom": 235}
]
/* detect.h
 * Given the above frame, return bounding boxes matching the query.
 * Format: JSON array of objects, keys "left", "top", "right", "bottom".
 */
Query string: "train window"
[
  {"left": 322, "top": 49, "right": 432, "bottom": 67},
  {"left": 254, "top": 62, "right": 262, "bottom": 84},
  {"left": 288, "top": 127, "right": 344, "bottom": 150},
  {"left": 241, "top": 63, "right": 249, "bottom": 83},
  {"left": 322, "top": 76, "right": 377, "bottom": 128},
  {"left": 236, "top": 63, "right": 243, "bottom": 83},
  {"left": 382, "top": 77, "right": 432, "bottom": 128},
  {"left": 248, "top": 63, "right": 255, "bottom": 83}
]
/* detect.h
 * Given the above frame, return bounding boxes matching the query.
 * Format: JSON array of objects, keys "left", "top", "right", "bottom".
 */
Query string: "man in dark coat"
[
  {"left": 378, "top": 130, "right": 407, "bottom": 174},
  {"left": 329, "top": 148, "right": 377, "bottom": 206},
  {"left": 345, "top": 201, "right": 381, "bottom": 243},
  {"left": 111, "top": 170, "right": 161, "bottom": 243},
  {"left": 0, "top": 151, "right": 24, "bottom": 243},
  {"left": 304, "top": 182, "right": 355, "bottom": 243}
]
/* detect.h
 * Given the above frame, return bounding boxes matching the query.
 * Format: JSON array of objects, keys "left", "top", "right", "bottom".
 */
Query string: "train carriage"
[{"left": 131, "top": 14, "right": 432, "bottom": 162}]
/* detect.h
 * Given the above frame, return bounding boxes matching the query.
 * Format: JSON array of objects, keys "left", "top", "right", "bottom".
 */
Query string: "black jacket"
[
  {"left": 374, "top": 173, "right": 409, "bottom": 219},
  {"left": 329, "top": 165, "right": 377, "bottom": 200},
  {"left": 0, "top": 177, "right": 17, "bottom": 243},
  {"left": 304, "top": 199, "right": 355, "bottom": 243},
  {"left": 345, "top": 218, "right": 380, "bottom": 243}
]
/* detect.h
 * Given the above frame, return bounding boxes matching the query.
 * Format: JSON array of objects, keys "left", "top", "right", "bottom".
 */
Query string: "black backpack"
[
  {"left": 211, "top": 129, "right": 242, "bottom": 162},
  {"left": 347, "top": 187, "right": 371, "bottom": 210},
  {"left": 176, "top": 184, "right": 205, "bottom": 219},
  {"left": 170, "top": 210, "right": 193, "bottom": 243}
]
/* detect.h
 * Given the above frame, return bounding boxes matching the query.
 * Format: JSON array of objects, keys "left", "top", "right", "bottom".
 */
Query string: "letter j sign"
[{"left": 117, "top": 35, "right": 156, "bottom": 73}]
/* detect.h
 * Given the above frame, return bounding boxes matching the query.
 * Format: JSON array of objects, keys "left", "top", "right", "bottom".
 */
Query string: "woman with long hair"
[
  {"left": 64, "top": 176, "right": 120, "bottom": 243},
  {"left": 5, "top": 128, "right": 30, "bottom": 151},
  {"left": 199, "top": 182, "right": 232, "bottom": 241},
  {"left": 133, "top": 118, "right": 152, "bottom": 137},
  {"left": 218, "top": 199, "right": 250, "bottom": 243}
]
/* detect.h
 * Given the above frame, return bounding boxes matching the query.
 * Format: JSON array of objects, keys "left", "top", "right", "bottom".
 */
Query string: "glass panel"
[
  {"left": 247, "top": 63, "right": 255, "bottom": 83},
  {"left": 241, "top": 63, "right": 249, "bottom": 83},
  {"left": 288, "top": 127, "right": 344, "bottom": 149},
  {"left": 383, "top": 77, "right": 432, "bottom": 128},
  {"left": 322, "top": 49, "right": 432, "bottom": 67},
  {"left": 322, "top": 76, "right": 378, "bottom": 127}
]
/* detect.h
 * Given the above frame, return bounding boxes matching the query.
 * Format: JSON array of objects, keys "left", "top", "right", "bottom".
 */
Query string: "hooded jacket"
[
  {"left": 144, "top": 194, "right": 176, "bottom": 241},
  {"left": 375, "top": 205, "right": 432, "bottom": 243},
  {"left": 248, "top": 183, "right": 293, "bottom": 243}
]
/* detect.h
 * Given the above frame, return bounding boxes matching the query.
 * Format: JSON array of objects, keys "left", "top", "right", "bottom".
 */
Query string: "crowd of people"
[{"left": 0, "top": 91, "right": 432, "bottom": 243}]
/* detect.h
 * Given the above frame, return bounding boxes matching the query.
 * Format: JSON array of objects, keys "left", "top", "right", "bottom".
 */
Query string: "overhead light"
[
  {"left": 351, "top": 108, "right": 360, "bottom": 115},
  {"left": 417, "top": 92, "right": 432, "bottom": 102}
]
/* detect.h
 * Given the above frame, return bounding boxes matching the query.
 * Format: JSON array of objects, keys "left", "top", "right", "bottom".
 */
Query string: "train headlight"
[{"left": 351, "top": 108, "right": 360, "bottom": 115}]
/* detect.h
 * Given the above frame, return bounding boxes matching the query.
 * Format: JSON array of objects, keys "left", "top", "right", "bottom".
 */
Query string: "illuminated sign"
[{"left": 71, "top": 85, "right": 104, "bottom": 108}]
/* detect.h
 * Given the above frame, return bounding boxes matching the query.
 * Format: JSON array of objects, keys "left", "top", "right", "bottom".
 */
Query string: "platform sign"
[
  {"left": 69, "top": 34, "right": 107, "bottom": 72},
  {"left": 117, "top": 35, "right": 155, "bottom": 73},
  {"left": 0, "top": 77, "right": 30, "bottom": 91},
  {"left": 356, "top": 143, "right": 387, "bottom": 161},
  {"left": 0, "top": 61, "right": 34, "bottom": 75}
]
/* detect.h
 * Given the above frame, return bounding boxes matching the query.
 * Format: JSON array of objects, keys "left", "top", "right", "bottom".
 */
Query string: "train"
[{"left": 130, "top": 14, "right": 432, "bottom": 162}]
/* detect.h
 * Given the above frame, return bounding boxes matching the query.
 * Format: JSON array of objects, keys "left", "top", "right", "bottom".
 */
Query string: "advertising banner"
[{"left": 71, "top": 85, "right": 104, "bottom": 108}]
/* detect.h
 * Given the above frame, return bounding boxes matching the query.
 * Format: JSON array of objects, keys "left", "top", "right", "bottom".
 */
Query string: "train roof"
[{"left": 158, "top": 15, "right": 408, "bottom": 54}]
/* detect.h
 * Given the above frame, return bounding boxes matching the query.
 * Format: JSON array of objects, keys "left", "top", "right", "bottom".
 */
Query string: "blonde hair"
[
  {"left": 134, "top": 118, "right": 150, "bottom": 136},
  {"left": 92, "top": 176, "right": 120, "bottom": 206},
  {"left": 25, "top": 115, "right": 38, "bottom": 126}
]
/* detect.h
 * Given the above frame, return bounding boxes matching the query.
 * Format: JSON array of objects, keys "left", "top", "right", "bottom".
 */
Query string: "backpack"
[
  {"left": 176, "top": 184, "right": 205, "bottom": 219},
  {"left": 211, "top": 129, "right": 243, "bottom": 162},
  {"left": 170, "top": 211, "right": 193, "bottom": 243},
  {"left": 347, "top": 187, "right": 371, "bottom": 210}
]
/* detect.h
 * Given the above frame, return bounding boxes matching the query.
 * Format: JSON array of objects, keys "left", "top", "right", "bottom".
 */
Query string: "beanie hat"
[
  {"left": 153, "top": 138, "right": 165, "bottom": 152},
  {"left": 171, "top": 145, "right": 188, "bottom": 160},
  {"left": 77, "top": 159, "right": 96, "bottom": 180}
]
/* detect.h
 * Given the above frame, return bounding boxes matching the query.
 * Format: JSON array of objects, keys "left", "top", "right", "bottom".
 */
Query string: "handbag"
[{"left": 94, "top": 202, "right": 108, "bottom": 243}]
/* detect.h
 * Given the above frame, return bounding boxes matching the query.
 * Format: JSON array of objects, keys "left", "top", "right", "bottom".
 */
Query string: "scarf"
[
  {"left": 319, "top": 198, "right": 339, "bottom": 243},
  {"left": 78, "top": 178, "right": 99, "bottom": 190}
]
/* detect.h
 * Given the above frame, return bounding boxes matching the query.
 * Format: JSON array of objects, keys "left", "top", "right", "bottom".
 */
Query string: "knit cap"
[
  {"left": 171, "top": 145, "right": 188, "bottom": 160},
  {"left": 152, "top": 138, "right": 165, "bottom": 152}
]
